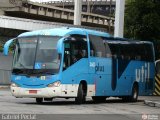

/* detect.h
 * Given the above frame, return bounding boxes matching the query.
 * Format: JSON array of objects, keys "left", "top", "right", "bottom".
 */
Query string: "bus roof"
[{"left": 18, "top": 27, "right": 111, "bottom": 38}]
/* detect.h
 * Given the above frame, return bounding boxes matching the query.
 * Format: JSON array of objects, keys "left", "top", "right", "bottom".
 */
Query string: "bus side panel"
[
  {"left": 135, "top": 62, "right": 155, "bottom": 95},
  {"left": 117, "top": 61, "right": 155, "bottom": 96},
  {"left": 89, "top": 57, "right": 112, "bottom": 96},
  {"left": 61, "top": 58, "right": 93, "bottom": 97},
  {"left": 105, "top": 59, "right": 133, "bottom": 96},
  {"left": 105, "top": 61, "right": 155, "bottom": 96}
]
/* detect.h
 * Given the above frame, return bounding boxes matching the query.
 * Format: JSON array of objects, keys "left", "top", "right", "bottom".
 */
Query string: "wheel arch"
[
  {"left": 79, "top": 80, "right": 88, "bottom": 96},
  {"left": 133, "top": 81, "right": 139, "bottom": 92}
]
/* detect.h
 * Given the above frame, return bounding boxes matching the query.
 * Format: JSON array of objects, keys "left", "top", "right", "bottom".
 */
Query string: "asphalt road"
[{"left": 0, "top": 89, "right": 159, "bottom": 120}]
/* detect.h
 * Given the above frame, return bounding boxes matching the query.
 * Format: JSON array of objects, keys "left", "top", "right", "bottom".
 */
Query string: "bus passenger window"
[
  {"left": 63, "top": 43, "right": 71, "bottom": 70},
  {"left": 96, "top": 51, "right": 103, "bottom": 57},
  {"left": 73, "top": 50, "right": 84, "bottom": 62},
  {"left": 112, "top": 54, "right": 117, "bottom": 59},
  {"left": 136, "top": 56, "right": 141, "bottom": 60},
  {"left": 63, "top": 34, "right": 88, "bottom": 70},
  {"left": 64, "top": 51, "right": 71, "bottom": 69},
  {"left": 108, "top": 43, "right": 118, "bottom": 59},
  {"left": 89, "top": 35, "right": 105, "bottom": 58},
  {"left": 106, "top": 53, "right": 112, "bottom": 58},
  {"left": 90, "top": 50, "right": 94, "bottom": 56}
]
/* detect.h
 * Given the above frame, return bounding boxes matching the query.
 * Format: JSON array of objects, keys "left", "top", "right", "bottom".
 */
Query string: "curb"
[{"left": 144, "top": 100, "right": 160, "bottom": 108}]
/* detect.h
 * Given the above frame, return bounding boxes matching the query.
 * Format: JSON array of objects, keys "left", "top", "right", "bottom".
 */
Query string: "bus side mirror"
[{"left": 3, "top": 38, "right": 15, "bottom": 56}]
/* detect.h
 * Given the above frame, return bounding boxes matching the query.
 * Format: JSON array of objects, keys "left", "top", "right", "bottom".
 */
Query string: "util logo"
[{"left": 135, "top": 63, "right": 150, "bottom": 82}]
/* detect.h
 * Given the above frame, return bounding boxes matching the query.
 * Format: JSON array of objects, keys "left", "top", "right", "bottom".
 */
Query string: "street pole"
[
  {"left": 62, "top": 0, "right": 64, "bottom": 9},
  {"left": 114, "top": 0, "right": 125, "bottom": 37},
  {"left": 109, "top": 0, "right": 112, "bottom": 33},
  {"left": 74, "top": 0, "right": 82, "bottom": 25}
]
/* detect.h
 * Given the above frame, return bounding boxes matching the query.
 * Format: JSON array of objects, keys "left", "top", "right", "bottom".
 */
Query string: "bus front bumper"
[{"left": 10, "top": 86, "right": 61, "bottom": 98}]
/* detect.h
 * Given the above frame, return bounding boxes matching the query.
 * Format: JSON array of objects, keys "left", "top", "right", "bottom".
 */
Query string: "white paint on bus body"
[
  {"left": 10, "top": 84, "right": 95, "bottom": 98},
  {"left": 136, "top": 63, "right": 150, "bottom": 83}
]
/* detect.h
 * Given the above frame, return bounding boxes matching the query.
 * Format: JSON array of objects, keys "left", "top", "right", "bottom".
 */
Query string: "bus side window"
[
  {"left": 71, "top": 35, "right": 88, "bottom": 63},
  {"left": 90, "top": 43, "right": 95, "bottom": 57},
  {"left": 63, "top": 34, "right": 88, "bottom": 70},
  {"left": 63, "top": 48, "right": 71, "bottom": 70},
  {"left": 144, "top": 44, "right": 154, "bottom": 62},
  {"left": 89, "top": 35, "right": 105, "bottom": 58},
  {"left": 103, "top": 41, "right": 112, "bottom": 58},
  {"left": 156, "top": 60, "right": 160, "bottom": 74},
  {"left": 108, "top": 44, "right": 118, "bottom": 59}
]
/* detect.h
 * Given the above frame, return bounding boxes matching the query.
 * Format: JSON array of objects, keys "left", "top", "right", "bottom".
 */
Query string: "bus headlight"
[
  {"left": 11, "top": 82, "right": 20, "bottom": 87},
  {"left": 47, "top": 81, "right": 61, "bottom": 87}
]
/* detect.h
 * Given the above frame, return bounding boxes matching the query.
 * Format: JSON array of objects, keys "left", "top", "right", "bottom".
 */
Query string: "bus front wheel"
[
  {"left": 122, "top": 84, "right": 138, "bottom": 102},
  {"left": 36, "top": 98, "right": 43, "bottom": 104},
  {"left": 75, "top": 83, "right": 86, "bottom": 104}
]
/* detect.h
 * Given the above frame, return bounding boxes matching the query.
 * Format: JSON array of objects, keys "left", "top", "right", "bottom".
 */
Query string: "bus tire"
[
  {"left": 75, "top": 83, "right": 86, "bottom": 104},
  {"left": 122, "top": 84, "right": 138, "bottom": 102},
  {"left": 36, "top": 98, "right": 43, "bottom": 104},
  {"left": 130, "top": 84, "right": 139, "bottom": 102}
]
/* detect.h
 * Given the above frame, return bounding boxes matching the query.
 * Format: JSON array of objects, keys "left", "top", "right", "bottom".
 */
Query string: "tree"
[{"left": 124, "top": 0, "right": 160, "bottom": 41}]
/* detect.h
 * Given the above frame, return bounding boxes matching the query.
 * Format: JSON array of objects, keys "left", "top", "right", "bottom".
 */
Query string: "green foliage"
[{"left": 124, "top": 0, "right": 160, "bottom": 41}]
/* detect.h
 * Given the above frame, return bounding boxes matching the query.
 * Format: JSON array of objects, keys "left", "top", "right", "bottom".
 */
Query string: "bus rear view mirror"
[{"left": 3, "top": 38, "right": 15, "bottom": 56}]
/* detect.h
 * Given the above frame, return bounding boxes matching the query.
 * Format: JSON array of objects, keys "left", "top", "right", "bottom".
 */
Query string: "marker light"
[{"left": 47, "top": 81, "right": 61, "bottom": 87}]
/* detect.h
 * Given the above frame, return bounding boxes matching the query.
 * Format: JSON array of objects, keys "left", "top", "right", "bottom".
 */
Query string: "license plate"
[{"left": 29, "top": 90, "right": 37, "bottom": 94}]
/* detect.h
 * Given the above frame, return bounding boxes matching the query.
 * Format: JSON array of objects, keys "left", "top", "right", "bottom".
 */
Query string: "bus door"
[{"left": 89, "top": 35, "right": 112, "bottom": 96}]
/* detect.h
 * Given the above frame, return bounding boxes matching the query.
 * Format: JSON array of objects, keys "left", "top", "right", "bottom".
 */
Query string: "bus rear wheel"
[
  {"left": 130, "top": 84, "right": 139, "bottom": 102},
  {"left": 36, "top": 98, "right": 43, "bottom": 104},
  {"left": 122, "top": 84, "right": 138, "bottom": 102},
  {"left": 75, "top": 83, "right": 86, "bottom": 104}
]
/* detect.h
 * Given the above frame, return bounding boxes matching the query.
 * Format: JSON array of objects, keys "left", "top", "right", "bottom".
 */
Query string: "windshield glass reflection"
[{"left": 12, "top": 36, "right": 61, "bottom": 76}]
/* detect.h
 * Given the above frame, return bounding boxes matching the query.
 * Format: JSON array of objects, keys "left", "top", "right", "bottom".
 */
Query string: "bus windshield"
[{"left": 12, "top": 36, "right": 61, "bottom": 76}]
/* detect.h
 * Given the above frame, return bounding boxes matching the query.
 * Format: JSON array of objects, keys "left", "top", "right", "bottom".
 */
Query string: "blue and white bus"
[{"left": 4, "top": 27, "right": 155, "bottom": 104}]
